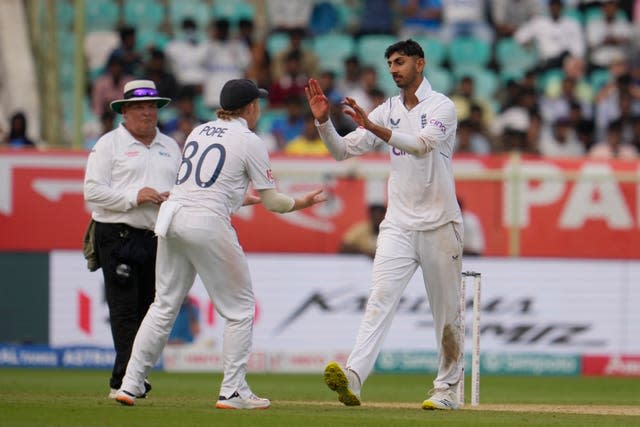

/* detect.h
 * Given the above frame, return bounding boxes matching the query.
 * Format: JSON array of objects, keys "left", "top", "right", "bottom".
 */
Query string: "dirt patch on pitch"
[{"left": 282, "top": 400, "right": 640, "bottom": 416}]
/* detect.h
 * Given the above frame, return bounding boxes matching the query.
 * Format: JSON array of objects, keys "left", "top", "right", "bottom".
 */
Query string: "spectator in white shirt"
[
  {"left": 538, "top": 117, "right": 585, "bottom": 158},
  {"left": 586, "top": 0, "right": 633, "bottom": 69},
  {"left": 164, "top": 18, "right": 207, "bottom": 92},
  {"left": 515, "top": 0, "right": 585, "bottom": 72}
]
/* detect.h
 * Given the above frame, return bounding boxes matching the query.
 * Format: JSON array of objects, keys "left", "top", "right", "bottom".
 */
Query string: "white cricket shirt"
[
  {"left": 84, "top": 123, "right": 182, "bottom": 230},
  {"left": 318, "top": 77, "right": 462, "bottom": 230},
  {"left": 169, "top": 117, "right": 276, "bottom": 217}
]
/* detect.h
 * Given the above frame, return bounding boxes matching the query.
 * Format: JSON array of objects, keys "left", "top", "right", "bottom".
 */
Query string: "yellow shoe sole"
[{"left": 324, "top": 362, "right": 361, "bottom": 406}]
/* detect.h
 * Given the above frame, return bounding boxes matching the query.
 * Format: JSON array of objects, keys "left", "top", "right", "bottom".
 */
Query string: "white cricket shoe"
[
  {"left": 323, "top": 361, "right": 361, "bottom": 406},
  {"left": 115, "top": 390, "right": 137, "bottom": 406},
  {"left": 215, "top": 391, "right": 270, "bottom": 410},
  {"left": 422, "top": 388, "right": 460, "bottom": 410}
]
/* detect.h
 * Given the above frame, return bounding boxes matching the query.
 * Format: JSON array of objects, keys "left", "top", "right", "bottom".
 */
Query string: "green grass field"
[{"left": 1, "top": 368, "right": 639, "bottom": 427}]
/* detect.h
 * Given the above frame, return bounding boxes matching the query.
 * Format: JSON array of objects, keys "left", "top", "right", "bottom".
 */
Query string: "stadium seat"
[
  {"left": 426, "top": 66, "right": 453, "bottom": 95},
  {"left": 537, "top": 68, "right": 565, "bottom": 94},
  {"left": 212, "top": 0, "right": 255, "bottom": 22},
  {"left": 266, "top": 32, "right": 290, "bottom": 57},
  {"left": 257, "top": 108, "right": 287, "bottom": 135},
  {"left": 412, "top": 36, "right": 446, "bottom": 68},
  {"left": 168, "top": 0, "right": 210, "bottom": 30},
  {"left": 453, "top": 67, "right": 499, "bottom": 100},
  {"left": 447, "top": 36, "right": 491, "bottom": 69},
  {"left": 85, "top": 0, "right": 120, "bottom": 31},
  {"left": 589, "top": 68, "right": 611, "bottom": 94},
  {"left": 313, "top": 34, "right": 355, "bottom": 75},
  {"left": 123, "top": 0, "right": 165, "bottom": 30},
  {"left": 136, "top": 29, "right": 170, "bottom": 51},
  {"left": 57, "top": 30, "right": 75, "bottom": 61},
  {"left": 310, "top": 2, "right": 340, "bottom": 35},
  {"left": 357, "top": 34, "right": 397, "bottom": 67},
  {"left": 495, "top": 37, "right": 538, "bottom": 76}
]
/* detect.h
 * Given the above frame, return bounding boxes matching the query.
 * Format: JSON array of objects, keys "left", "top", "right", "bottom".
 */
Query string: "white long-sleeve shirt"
[
  {"left": 515, "top": 15, "right": 585, "bottom": 61},
  {"left": 317, "top": 77, "right": 462, "bottom": 230},
  {"left": 84, "top": 123, "right": 182, "bottom": 230}
]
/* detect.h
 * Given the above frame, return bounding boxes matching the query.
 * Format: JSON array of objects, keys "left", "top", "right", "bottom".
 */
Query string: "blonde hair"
[{"left": 216, "top": 102, "right": 252, "bottom": 121}]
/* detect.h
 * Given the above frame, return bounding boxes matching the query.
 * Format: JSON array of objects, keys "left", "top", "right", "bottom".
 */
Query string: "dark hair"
[
  {"left": 119, "top": 26, "right": 136, "bottom": 40},
  {"left": 384, "top": 39, "right": 424, "bottom": 59},
  {"left": 182, "top": 18, "right": 197, "bottom": 30}
]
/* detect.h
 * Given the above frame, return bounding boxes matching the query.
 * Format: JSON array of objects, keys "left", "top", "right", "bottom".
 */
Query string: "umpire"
[{"left": 84, "top": 80, "right": 182, "bottom": 398}]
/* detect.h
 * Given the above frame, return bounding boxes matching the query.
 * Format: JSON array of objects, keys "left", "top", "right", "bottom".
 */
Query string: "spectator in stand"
[
  {"left": 457, "top": 196, "right": 484, "bottom": 257},
  {"left": 515, "top": 0, "right": 585, "bottom": 73},
  {"left": 91, "top": 56, "right": 135, "bottom": 118},
  {"left": 201, "top": 18, "right": 252, "bottom": 110},
  {"left": 337, "top": 56, "right": 363, "bottom": 95},
  {"left": 455, "top": 119, "right": 491, "bottom": 155},
  {"left": 586, "top": 0, "right": 633, "bottom": 70},
  {"left": 450, "top": 75, "right": 494, "bottom": 126},
  {"left": 629, "top": 113, "right": 640, "bottom": 152},
  {"left": 238, "top": 18, "right": 272, "bottom": 90},
  {"left": 355, "top": 0, "right": 397, "bottom": 37},
  {"left": 538, "top": 116, "right": 585, "bottom": 157},
  {"left": 399, "top": 0, "right": 443, "bottom": 38},
  {"left": 4, "top": 112, "right": 36, "bottom": 149},
  {"left": 490, "top": 0, "right": 541, "bottom": 39},
  {"left": 339, "top": 203, "right": 387, "bottom": 259},
  {"left": 539, "top": 74, "right": 593, "bottom": 125},
  {"left": 318, "top": 70, "right": 345, "bottom": 106},
  {"left": 84, "top": 110, "right": 116, "bottom": 150},
  {"left": 266, "top": 0, "right": 315, "bottom": 33},
  {"left": 271, "top": 95, "right": 306, "bottom": 150},
  {"left": 284, "top": 114, "right": 330, "bottom": 156},
  {"left": 439, "top": 0, "right": 494, "bottom": 43},
  {"left": 271, "top": 28, "right": 319, "bottom": 82},
  {"left": 144, "top": 48, "right": 179, "bottom": 102},
  {"left": 107, "top": 26, "right": 143, "bottom": 77},
  {"left": 491, "top": 87, "right": 541, "bottom": 153},
  {"left": 164, "top": 18, "right": 207, "bottom": 93},
  {"left": 344, "top": 65, "right": 380, "bottom": 113},
  {"left": 162, "top": 87, "right": 207, "bottom": 150},
  {"left": 595, "top": 73, "right": 640, "bottom": 141},
  {"left": 588, "top": 119, "right": 638, "bottom": 160},
  {"left": 268, "top": 50, "right": 309, "bottom": 107}
]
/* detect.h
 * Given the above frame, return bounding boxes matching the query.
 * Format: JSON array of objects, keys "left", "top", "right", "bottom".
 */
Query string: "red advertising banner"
[
  {"left": 1, "top": 150, "right": 639, "bottom": 258},
  {"left": 582, "top": 355, "right": 640, "bottom": 377}
]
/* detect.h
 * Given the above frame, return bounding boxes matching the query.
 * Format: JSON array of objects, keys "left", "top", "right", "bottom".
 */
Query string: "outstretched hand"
[
  {"left": 298, "top": 188, "right": 327, "bottom": 210},
  {"left": 342, "top": 97, "right": 369, "bottom": 129},
  {"left": 305, "top": 79, "right": 330, "bottom": 123}
]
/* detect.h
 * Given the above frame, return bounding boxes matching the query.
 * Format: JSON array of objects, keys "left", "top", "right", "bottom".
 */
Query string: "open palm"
[{"left": 305, "top": 78, "right": 330, "bottom": 122}]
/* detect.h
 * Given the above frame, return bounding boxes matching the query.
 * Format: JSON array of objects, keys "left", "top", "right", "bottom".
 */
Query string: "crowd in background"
[{"left": 2, "top": 0, "right": 640, "bottom": 161}]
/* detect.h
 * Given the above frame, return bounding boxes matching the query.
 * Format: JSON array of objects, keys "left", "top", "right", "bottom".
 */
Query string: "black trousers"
[{"left": 94, "top": 222, "right": 157, "bottom": 390}]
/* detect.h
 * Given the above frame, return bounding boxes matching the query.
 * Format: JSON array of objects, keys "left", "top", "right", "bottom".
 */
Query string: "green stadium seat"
[
  {"left": 495, "top": 37, "right": 538, "bottom": 76},
  {"left": 590, "top": 68, "right": 611, "bottom": 94},
  {"left": 412, "top": 36, "right": 446, "bottom": 67},
  {"left": 136, "top": 29, "right": 170, "bottom": 51},
  {"left": 313, "top": 34, "right": 355, "bottom": 75},
  {"left": 168, "top": 0, "right": 210, "bottom": 30},
  {"left": 426, "top": 67, "right": 453, "bottom": 95},
  {"left": 447, "top": 36, "right": 491, "bottom": 69},
  {"left": 123, "top": 0, "right": 165, "bottom": 30},
  {"left": 357, "top": 34, "right": 397, "bottom": 66},
  {"left": 212, "top": 0, "right": 255, "bottom": 22},
  {"left": 85, "top": 0, "right": 120, "bottom": 31},
  {"left": 266, "top": 32, "right": 290, "bottom": 57},
  {"left": 453, "top": 67, "right": 499, "bottom": 100}
]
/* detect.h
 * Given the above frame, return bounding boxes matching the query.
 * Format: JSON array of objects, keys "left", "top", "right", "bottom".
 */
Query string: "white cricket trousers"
[
  {"left": 120, "top": 208, "right": 256, "bottom": 399},
  {"left": 346, "top": 221, "right": 464, "bottom": 391}
]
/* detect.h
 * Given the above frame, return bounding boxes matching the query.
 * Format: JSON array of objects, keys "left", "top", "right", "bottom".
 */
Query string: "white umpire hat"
[{"left": 110, "top": 80, "right": 171, "bottom": 114}]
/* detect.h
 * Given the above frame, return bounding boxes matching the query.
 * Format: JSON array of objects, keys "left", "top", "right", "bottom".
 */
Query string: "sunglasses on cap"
[{"left": 124, "top": 88, "right": 159, "bottom": 99}]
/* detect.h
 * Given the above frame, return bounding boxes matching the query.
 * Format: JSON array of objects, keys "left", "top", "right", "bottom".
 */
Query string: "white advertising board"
[{"left": 50, "top": 252, "right": 640, "bottom": 358}]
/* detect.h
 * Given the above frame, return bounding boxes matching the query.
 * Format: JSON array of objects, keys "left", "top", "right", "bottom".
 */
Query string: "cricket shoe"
[
  {"left": 323, "top": 361, "right": 361, "bottom": 406},
  {"left": 115, "top": 390, "right": 137, "bottom": 406},
  {"left": 215, "top": 391, "right": 270, "bottom": 409},
  {"left": 109, "top": 380, "right": 151, "bottom": 400},
  {"left": 421, "top": 388, "right": 460, "bottom": 410}
]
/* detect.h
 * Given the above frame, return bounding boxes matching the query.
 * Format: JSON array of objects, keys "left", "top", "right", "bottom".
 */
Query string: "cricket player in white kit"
[
  {"left": 306, "top": 39, "right": 464, "bottom": 410},
  {"left": 115, "top": 79, "right": 326, "bottom": 409}
]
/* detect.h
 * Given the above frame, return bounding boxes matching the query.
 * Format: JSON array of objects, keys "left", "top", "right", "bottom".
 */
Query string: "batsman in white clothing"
[
  {"left": 305, "top": 39, "right": 464, "bottom": 410},
  {"left": 115, "top": 79, "right": 326, "bottom": 409}
]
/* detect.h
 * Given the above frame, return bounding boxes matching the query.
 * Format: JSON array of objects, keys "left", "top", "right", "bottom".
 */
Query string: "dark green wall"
[{"left": 0, "top": 253, "right": 49, "bottom": 344}]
